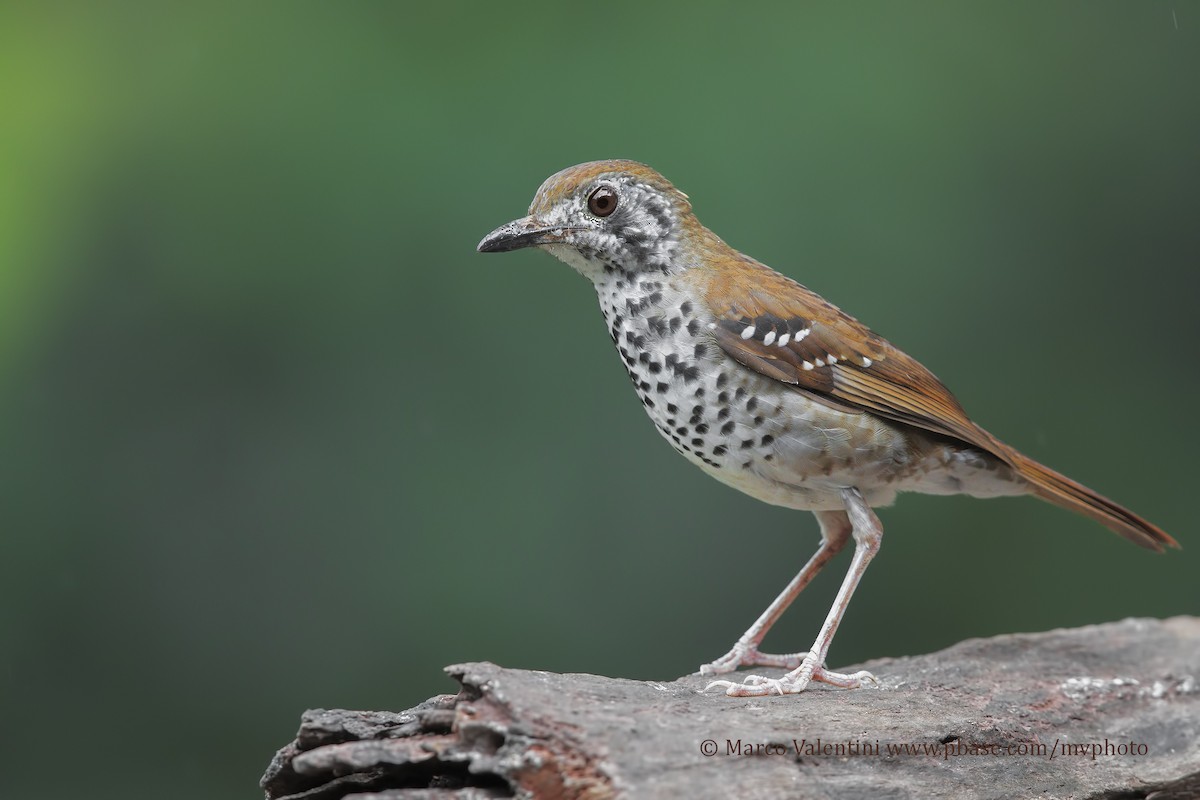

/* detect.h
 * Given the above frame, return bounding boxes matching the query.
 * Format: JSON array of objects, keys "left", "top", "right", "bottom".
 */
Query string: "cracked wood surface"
[{"left": 263, "top": 617, "right": 1200, "bottom": 800}]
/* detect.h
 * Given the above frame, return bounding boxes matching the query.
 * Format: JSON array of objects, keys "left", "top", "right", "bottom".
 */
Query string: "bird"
[{"left": 476, "top": 159, "right": 1178, "bottom": 697}]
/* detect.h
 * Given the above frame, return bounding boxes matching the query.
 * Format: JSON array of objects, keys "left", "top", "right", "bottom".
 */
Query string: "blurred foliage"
[{"left": 0, "top": 3, "right": 1196, "bottom": 797}]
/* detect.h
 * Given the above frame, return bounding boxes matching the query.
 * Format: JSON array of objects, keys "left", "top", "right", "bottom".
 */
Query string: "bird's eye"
[{"left": 587, "top": 186, "right": 618, "bottom": 218}]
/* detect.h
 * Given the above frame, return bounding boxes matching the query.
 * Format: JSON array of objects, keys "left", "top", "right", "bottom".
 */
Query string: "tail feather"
[{"left": 1007, "top": 450, "right": 1178, "bottom": 552}]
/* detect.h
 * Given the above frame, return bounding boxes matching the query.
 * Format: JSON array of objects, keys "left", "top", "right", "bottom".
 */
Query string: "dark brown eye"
[{"left": 587, "top": 186, "right": 618, "bottom": 217}]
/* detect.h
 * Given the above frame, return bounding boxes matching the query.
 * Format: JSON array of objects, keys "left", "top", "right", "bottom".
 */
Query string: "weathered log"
[{"left": 263, "top": 617, "right": 1200, "bottom": 799}]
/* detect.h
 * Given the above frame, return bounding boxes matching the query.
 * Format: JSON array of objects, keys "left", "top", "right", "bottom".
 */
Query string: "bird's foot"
[
  {"left": 697, "top": 642, "right": 811, "bottom": 676},
  {"left": 704, "top": 655, "right": 878, "bottom": 696}
]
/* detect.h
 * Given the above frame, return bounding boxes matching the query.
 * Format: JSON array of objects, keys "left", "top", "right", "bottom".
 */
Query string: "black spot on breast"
[
  {"left": 695, "top": 423, "right": 709, "bottom": 434},
  {"left": 734, "top": 387, "right": 746, "bottom": 401},
  {"left": 717, "top": 408, "right": 730, "bottom": 421},
  {"left": 717, "top": 391, "right": 729, "bottom": 404},
  {"left": 720, "top": 420, "right": 735, "bottom": 435},
  {"left": 686, "top": 319, "right": 700, "bottom": 336},
  {"left": 682, "top": 365, "right": 700, "bottom": 383},
  {"left": 647, "top": 361, "right": 662, "bottom": 374},
  {"left": 761, "top": 434, "right": 775, "bottom": 446},
  {"left": 676, "top": 427, "right": 688, "bottom": 435},
  {"left": 746, "top": 397, "right": 758, "bottom": 412},
  {"left": 712, "top": 445, "right": 727, "bottom": 456},
  {"left": 716, "top": 373, "right": 728, "bottom": 388},
  {"left": 656, "top": 382, "right": 669, "bottom": 393},
  {"left": 694, "top": 342, "right": 709, "bottom": 359},
  {"left": 681, "top": 300, "right": 693, "bottom": 315},
  {"left": 691, "top": 438, "right": 704, "bottom": 447},
  {"left": 647, "top": 315, "right": 668, "bottom": 336},
  {"left": 669, "top": 316, "right": 682, "bottom": 332},
  {"left": 666, "top": 403, "right": 678, "bottom": 414}
]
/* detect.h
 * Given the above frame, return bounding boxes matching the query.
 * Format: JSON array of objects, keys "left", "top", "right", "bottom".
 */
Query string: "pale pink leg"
[
  {"left": 706, "top": 488, "right": 881, "bottom": 696},
  {"left": 698, "top": 509, "right": 851, "bottom": 676}
]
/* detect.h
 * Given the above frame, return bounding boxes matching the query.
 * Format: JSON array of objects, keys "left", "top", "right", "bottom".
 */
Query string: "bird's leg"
[
  {"left": 706, "top": 488, "right": 881, "bottom": 696},
  {"left": 698, "top": 509, "right": 851, "bottom": 675}
]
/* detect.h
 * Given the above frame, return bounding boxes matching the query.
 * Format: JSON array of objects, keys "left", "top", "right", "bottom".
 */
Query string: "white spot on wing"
[
  {"left": 762, "top": 331, "right": 776, "bottom": 346},
  {"left": 802, "top": 361, "right": 814, "bottom": 370},
  {"left": 794, "top": 328, "right": 810, "bottom": 341},
  {"left": 741, "top": 325, "right": 756, "bottom": 340},
  {"left": 861, "top": 357, "right": 873, "bottom": 368},
  {"left": 778, "top": 333, "right": 790, "bottom": 346}
]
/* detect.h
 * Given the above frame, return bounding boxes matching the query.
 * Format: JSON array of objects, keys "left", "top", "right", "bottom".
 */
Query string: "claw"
[
  {"left": 701, "top": 657, "right": 880, "bottom": 697},
  {"left": 702, "top": 679, "right": 738, "bottom": 694}
]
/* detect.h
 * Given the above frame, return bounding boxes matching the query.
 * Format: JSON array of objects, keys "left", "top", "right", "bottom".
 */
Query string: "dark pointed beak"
[{"left": 476, "top": 216, "right": 581, "bottom": 253}]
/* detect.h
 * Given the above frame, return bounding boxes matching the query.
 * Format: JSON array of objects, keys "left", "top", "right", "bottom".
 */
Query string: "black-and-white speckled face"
[{"left": 477, "top": 160, "right": 692, "bottom": 283}]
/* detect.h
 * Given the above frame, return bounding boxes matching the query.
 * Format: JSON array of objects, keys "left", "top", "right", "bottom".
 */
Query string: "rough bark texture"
[{"left": 262, "top": 617, "right": 1200, "bottom": 800}]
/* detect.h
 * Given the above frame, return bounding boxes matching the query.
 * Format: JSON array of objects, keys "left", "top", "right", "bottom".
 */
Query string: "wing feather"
[{"left": 702, "top": 258, "right": 996, "bottom": 453}]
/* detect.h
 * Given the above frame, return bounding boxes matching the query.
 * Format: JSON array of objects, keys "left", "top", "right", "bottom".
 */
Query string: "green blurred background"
[{"left": 1, "top": 2, "right": 1196, "bottom": 797}]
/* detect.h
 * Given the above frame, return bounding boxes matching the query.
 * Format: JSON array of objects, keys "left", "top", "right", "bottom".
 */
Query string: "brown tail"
[{"left": 1006, "top": 450, "right": 1178, "bottom": 552}]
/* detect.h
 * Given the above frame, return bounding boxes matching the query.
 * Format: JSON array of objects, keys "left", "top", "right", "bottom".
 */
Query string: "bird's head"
[{"left": 477, "top": 160, "right": 696, "bottom": 281}]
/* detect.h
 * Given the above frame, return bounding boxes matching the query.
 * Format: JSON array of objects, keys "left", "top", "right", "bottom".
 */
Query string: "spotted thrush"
[{"left": 477, "top": 160, "right": 1178, "bottom": 697}]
